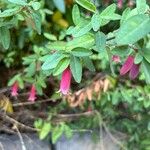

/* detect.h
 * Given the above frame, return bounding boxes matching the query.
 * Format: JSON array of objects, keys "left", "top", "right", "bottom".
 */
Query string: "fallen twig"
[
  {"left": 12, "top": 98, "right": 54, "bottom": 107},
  {"left": 102, "top": 122, "right": 127, "bottom": 150},
  {"left": 55, "top": 111, "right": 96, "bottom": 118},
  {"left": 13, "top": 125, "right": 27, "bottom": 150},
  {"left": 1, "top": 112, "right": 38, "bottom": 132}
]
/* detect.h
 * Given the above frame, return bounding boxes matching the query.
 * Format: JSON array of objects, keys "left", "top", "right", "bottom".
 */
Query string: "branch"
[
  {"left": 1, "top": 112, "right": 38, "bottom": 132},
  {"left": 12, "top": 98, "right": 54, "bottom": 107}
]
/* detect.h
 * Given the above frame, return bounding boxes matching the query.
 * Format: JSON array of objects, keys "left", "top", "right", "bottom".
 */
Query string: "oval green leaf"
[
  {"left": 53, "top": 57, "right": 70, "bottom": 76},
  {"left": 71, "top": 47, "right": 92, "bottom": 57},
  {"left": 70, "top": 56, "right": 82, "bottom": 83},
  {"left": 75, "top": 0, "right": 96, "bottom": 13},
  {"left": 116, "top": 14, "right": 150, "bottom": 45}
]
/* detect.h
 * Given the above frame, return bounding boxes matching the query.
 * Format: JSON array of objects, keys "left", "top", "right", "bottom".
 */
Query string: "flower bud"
[
  {"left": 60, "top": 67, "right": 72, "bottom": 95},
  {"left": 11, "top": 81, "right": 19, "bottom": 97},
  {"left": 120, "top": 56, "right": 134, "bottom": 75},
  {"left": 28, "top": 84, "right": 36, "bottom": 102}
]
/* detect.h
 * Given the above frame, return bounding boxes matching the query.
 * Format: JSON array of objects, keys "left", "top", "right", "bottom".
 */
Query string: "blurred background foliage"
[{"left": 0, "top": 0, "right": 150, "bottom": 150}]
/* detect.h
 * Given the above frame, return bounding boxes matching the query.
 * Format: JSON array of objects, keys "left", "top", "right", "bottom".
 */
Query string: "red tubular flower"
[
  {"left": 120, "top": 56, "right": 134, "bottom": 75},
  {"left": 129, "top": 63, "right": 140, "bottom": 80},
  {"left": 60, "top": 67, "right": 72, "bottom": 95},
  {"left": 11, "top": 81, "right": 19, "bottom": 96},
  {"left": 28, "top": 84, "right": 36, "bottom": 102},
  {"left": 112, "top": 55, "right": 121, "bottom": 63},
  {"left": 117, "top": 0, "right": 123, "bottom": 9}
]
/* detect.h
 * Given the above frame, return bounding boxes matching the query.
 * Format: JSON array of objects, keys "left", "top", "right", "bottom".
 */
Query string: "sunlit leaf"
[
  {"left": 75, "top": 0, "right": 96, "bottom": 12},
  {"left": 116, "top": 14, "right": 150, "bottom": 45}
]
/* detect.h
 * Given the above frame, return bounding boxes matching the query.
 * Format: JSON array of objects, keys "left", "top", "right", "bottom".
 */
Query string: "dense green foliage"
[{"left": 0, "top": 0, "right": 150, "bottom": 149}]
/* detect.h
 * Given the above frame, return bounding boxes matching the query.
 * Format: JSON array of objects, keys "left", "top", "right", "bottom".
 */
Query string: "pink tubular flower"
[
  {"left": 28, "top": 84, "right": 36, "bottom": 102},
  {"left": 120, "top": 56, "right": 134, "bottom": 75},
  {"left": 117, "top": 0, "right": 123, "bottom": 9},
  {"left": 60, "top": 67, "right": 72, "bottom": 95},
  {"left": 112, "top": 55, "right": 121, "bottom": 63},
  {"left": 11, "top": 81, "right": 19, "bottom": 96},
  {"left": 129, "top": 63, "right": 140, "bottom": 80},
  {"left": 120, "top": 55, "right": 140, "bottom": 80}
]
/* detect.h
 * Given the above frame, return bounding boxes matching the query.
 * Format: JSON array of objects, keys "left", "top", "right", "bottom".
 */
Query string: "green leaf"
[
  {"left": 31, "top": 12, "right": 42, "bottom": 34},
  {"left": 34, "top": 119, "right": 43, "bottom": 129},
  {"left": 112, "top": 90, "right": 119, "bottom": 105},
  {"left": 39, "top": 122, "right": 51, "bottom": 140},
  {"left": 72, "top": 4, "right": 80, "bottom": 25},
  {"left": 91, "top": 12, "right": 101, "bottom": 31},
  {"left": 66, "top": 26, "right": 75, "bottom": 35},
  {"left": 39, "top": 55, "right": 51, "bottom": 62},
  {"left": 101, "top": 13, "right": 121, "bottom": 20},
  {"left": 23, "top": 55, "right": 37, "bottom": 65},
  {"left": 116, "top": 14, "right": 150, "bottom": 45},
  {"left": 140, "top": 49, "right": 150, "bottom": 64},
  {"left": 75, "top": 0, "right": 96, "bottom": 12},
  {"left": 95, "top": 31, "right": 106, "bottom": 52},
  {"left": 141, "top": 59, "right": 150, "bottom": 84},
  {"left": 37, "top": 76, "right": 47, "bottom": 88},
  {"left": 0, "top": 8, "right": 20, "bottom": 18},
  {"left": 124, "top": 8, "right": 139, "bottom": 21},
  {"left": 111, "top": 46, "right": 130, "bottom": 56},
  {"left": 53, "top": 0, "right": 65, "bottom": 13},
  {"left": 70, "top": 56, "right": 82, "bottom": 83},
  {"left": 134, "top": 53, "right": 143, "bottom": 64},
  {"left": 71, "top": 47, "right": 92, "bottom": 57},
  {"left": 136, "top": 0, "right": 147, "bottom": 14},
  {"left": 67, "top": 33, "right": 95, "bottom": 50},
  {"left": 47, "top": 41, "right": 67, "bottom": 51},
  {"left": 72, "top": 21, "right": 92, "bottom": 37},
  {"left": 0, "top": 18, "right": 16, "bottom": 27},
  {"left": 64, "top": 124, "right": 73, "bottom": 139},
  {"left": 120, "top": 8, "right": 131, "bottom": 25},
  {"left": 67, "top": 18, "right": 90, "bottom": 36},
  {"left": 8, "top": 74, "right": 24, "bottom": 89},
  {"left": 53, "top": 57, "right": 70, "bottom": 76},
  {"left": 83, "top": 57, "right": 95, "bottom": 72},
  {"left": 8, "top": 0, "right": 27, "bottom": 6},
  {"left": 42, "top": 52, "right": 66, "bottom": 70},
  {"left": 30, "top": 2, "right": 41, "bottom": 11},
  {"left": 100, "top": 4, "right": 116, "bottom": 16},
  {"left": 17, "top": 77, "right": 24, "bottom": 89},
  {"left": 8, "top": 74, "right": 21, "bottom": 86},
  {"left": 35, "top": 82, "right": 43, "bottom": 95},
  {"left": 25, "top": 61, "right": 36, "bottom": 77},
  {"left": 52, "top": 125, "right": 64, "bottom": 144},
  {"left": 44, "top": 33, "right": 57, "bottom": 41},
  {"left": 148, "top": 122, "right": 150, "bottom": 131},
  {"left": 143, "top": 99, "right": 150, "bottom": 108},
  {"left": 0, "top": 26, "right": 10, "bottom": 49},
  {"left": 99, "top": 4, "right": 121, "bottom": 26}
]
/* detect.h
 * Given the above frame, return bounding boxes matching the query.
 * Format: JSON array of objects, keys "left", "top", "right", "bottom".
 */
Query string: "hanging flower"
[
  {"left": 11, "top": 81, "right": 19, "bottom": 96},
  {"left": 120, "top": 56, "right": 140, "bottom": 79},
  {"left": 112, "top": 55, "right": 121, "bottom": 63},
  {"left": 60, "top": 67, "right": 72, "bottom": 95},
  {"left": 120, "top": 56, "right": 134, "bottom": 75},
  {"left": 117, "top": 0, "right": 123, "bottom": 9},
  {"left": 129, "top": 63, "right": 140, "bottom": 80},
  {"left": 28, "top": 84, "right": 36, "bottom": 102}
]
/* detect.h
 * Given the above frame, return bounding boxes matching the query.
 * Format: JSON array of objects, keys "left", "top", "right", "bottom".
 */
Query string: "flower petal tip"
[
  {"left": 60, "top": 67, "right": 71, "bottom": 95},
  {"left": 120, "top": 56, "right": 134, "bottom": 76}
]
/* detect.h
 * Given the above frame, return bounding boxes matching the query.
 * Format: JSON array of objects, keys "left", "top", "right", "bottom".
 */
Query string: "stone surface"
[
  {"left": 0, "top": 134, "right": 51, "bottom": 150},
  {"left": 55, "top": 131, "right": 125, "bottom": 150},
  {"left": 0, "top": 131, "right": 125, "bottom": 150}
]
